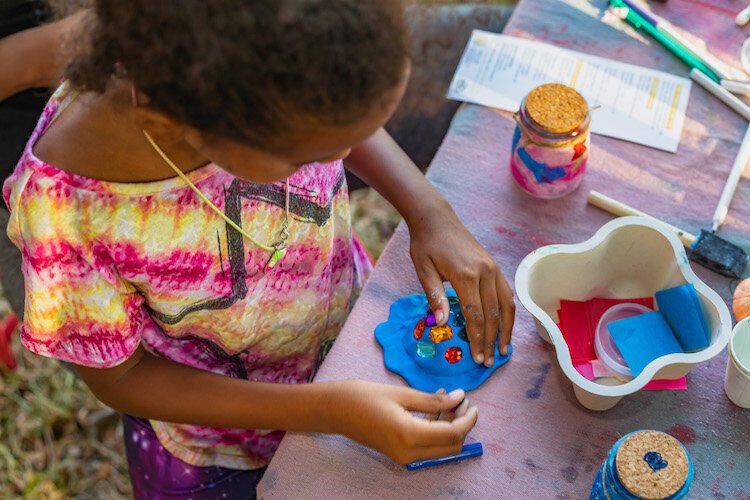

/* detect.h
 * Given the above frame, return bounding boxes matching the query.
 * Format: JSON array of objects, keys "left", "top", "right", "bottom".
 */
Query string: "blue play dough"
[
  {"left": 375, "top": 290, "right": 512, "bottom": 393},
  {"left": 608, "top": 311, "right": 683, "bottom": 377},
  {"left": 655, "top": 283, "right": 710, "bottom": 352}
]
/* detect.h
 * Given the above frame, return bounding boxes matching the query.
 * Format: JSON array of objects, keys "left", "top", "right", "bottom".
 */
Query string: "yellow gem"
[{"left": 429, "top": 325, "right": 453, "bottom": 344}]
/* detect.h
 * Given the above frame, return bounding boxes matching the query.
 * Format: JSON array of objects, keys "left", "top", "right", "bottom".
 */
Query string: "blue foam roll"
[{"left": 655, "top": 284, "right": 710, "bottom": 352}]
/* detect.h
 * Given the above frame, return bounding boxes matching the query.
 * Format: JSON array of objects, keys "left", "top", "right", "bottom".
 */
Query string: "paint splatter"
[
  {"left": 526, "top": 362, "right": 552, "bottom": 399},
  {"left": 445, "top": 487, "right": 470, "bottom": 500},
  {"left": 561, "top": 465, "right": 578, "bottom": 483},
  {"left": 495, "top": 227, "right": 518, "bottom": 238},
  {"left": 667, "top": 424, "right": 696, "bottom": 445}
]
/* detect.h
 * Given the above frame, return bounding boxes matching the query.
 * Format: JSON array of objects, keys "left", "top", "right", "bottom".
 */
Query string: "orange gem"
[
  {"left": 413, "top": 318, "right": 426, "bottom": 340},
  {"left": 429, "top": 324, "right": 454, "bottom": 344}
]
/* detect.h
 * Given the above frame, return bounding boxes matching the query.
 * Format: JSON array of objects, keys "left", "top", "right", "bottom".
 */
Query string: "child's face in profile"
[{"left": 183, "top": 66, "right": 409, "bottom": 184}]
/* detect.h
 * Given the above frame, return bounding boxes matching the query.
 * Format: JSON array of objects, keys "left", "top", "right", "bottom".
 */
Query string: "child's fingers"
[
  {"left": 415, "top": 260, "right": 449, "bottom": 326},
  {"left": 453, "top": 281, "right": 485, "bottom": 365},
  {"left": 400, "top": 387, "right": 465, "bottom": 414},
  {"left": 496, "top": 273, "right": 516, "bottom": 356},
  {"left": 453, "top": 397, "right": 469, "bottom": 418},
  {"left": 437, "top": 396, "right": 469, "bottom": 421},
  {"left": 479, "top": 275, "right": 500, "bottom": 367},
  {"left": 427, "top": 388, "right": 447, "bottom": 421},
  {"left": 409, "top": 406, "right": 478, "bottom": 448}
]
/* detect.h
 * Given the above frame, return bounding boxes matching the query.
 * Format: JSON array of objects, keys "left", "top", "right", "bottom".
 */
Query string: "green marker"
[{"left": 609, "top": 0, "right": 721, "bottom": 83}]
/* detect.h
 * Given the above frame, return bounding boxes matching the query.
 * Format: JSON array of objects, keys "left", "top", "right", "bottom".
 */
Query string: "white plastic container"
[
  {"left": 725, "top": 318, "right": 750, "bottom": 408},
  {"left": 515, "top": 216, "right": 732, "bottom": 411}
]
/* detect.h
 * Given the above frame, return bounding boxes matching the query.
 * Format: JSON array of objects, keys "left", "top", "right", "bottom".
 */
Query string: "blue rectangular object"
[
  {"left": 406, "top": 443, "right": 483, "bottom": 471},
  {"left": 608, "top": 311, "right": 684, "bottom": 377},
  {"left": 655, "top": 283, "right": 710, "bottom": 352}
]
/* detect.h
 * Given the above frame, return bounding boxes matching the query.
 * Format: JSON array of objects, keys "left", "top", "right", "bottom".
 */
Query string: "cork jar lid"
[
  {"left": 615, "top": 431, "right": 689, "bottom": 499},
  {"left": 526, "top": 83, "right": 588, "bottom": 133}
]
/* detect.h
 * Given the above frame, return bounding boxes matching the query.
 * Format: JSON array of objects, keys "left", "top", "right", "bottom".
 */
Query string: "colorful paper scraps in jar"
[
  {"left": 374, "top": 290, "right": 512, "bottom": 393},
  {"left": 510, "top": 84, "right": 591, "bottom": 199}
]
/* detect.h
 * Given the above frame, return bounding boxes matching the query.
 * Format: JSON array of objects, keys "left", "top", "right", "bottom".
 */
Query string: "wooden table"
[{"left": 258, "top": 1, "right": 750, "bottom": 497}]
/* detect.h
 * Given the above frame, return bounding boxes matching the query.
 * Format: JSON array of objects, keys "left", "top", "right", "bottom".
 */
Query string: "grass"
[
  {"left": 0, "top": 324, "right": 130, "bottom": 498},
  {"left": 0, "top": 1, "right": 515, "bottom": 497}
]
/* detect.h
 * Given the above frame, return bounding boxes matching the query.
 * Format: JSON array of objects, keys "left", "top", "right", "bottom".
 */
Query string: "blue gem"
[{"left": 416, "top": 341, "right": 436, "bottom": 358}]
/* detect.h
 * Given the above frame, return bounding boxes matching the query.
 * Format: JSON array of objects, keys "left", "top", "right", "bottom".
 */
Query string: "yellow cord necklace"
[{"left": 141, "top": 130, "right": 290, "bottom": 273}]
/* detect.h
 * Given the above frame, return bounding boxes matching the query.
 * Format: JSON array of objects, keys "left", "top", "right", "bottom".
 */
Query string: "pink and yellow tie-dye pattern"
[{"left": 3, "top": 87, "right": 371, "bottom": 470}]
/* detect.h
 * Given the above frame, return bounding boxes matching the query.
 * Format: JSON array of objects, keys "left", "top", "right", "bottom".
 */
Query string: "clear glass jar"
[
  {"left": 590, "top": 431, "right": 693, "bottom": 500},
  {"left": 510, "top": 83, "right": 591, "bottom": 199}
]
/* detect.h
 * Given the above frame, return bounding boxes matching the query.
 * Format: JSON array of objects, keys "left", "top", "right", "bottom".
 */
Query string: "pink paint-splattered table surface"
[{"left": 259, "top": 0, "right": 750, "bottom": 497}]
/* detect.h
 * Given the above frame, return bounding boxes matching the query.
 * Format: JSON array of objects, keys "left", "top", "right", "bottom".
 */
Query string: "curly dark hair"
[{"left": 66, "top": 0, "right": 409, "bottom": 149}]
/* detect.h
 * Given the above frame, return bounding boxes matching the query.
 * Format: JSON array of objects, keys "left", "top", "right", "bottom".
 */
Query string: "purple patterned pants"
[{"left": 123, "top": 415, "right": 265, "bottom": 500}]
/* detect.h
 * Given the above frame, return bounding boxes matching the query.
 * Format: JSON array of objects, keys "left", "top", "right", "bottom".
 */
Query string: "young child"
[{"left": 4, "top": 1, "right": 515, "bottom": 497}]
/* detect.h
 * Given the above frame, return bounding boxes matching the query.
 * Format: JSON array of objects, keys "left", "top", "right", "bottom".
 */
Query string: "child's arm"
[
  {"left": 345, "top": 128, "right": 515, "bottom": 367},
  {"left": 0, "top": 11, "right": 85, "bottom": 102},
  {"left": 76, "top": 344, "right": 478, "bottom": 464}
]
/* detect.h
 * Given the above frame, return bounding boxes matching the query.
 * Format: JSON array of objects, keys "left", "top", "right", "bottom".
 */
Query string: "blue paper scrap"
[{"left": 608, "top": 311, "right": 684, "bottom": 377}]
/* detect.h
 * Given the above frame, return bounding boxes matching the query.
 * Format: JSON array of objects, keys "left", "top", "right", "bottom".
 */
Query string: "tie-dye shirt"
[{"left": 3, "top": 86, "right": 371, "bottom": 469}]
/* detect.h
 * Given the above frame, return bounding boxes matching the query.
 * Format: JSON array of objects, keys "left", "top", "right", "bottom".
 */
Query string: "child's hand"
[
  {"left": 408, "top": 202, "right": 515, "bottom": 367},
  {"left": 333, "top": 381, "right": 478, "bottom": 465},
  {"left": 426, "top": 388, "right": 469, "bottom": 422}
]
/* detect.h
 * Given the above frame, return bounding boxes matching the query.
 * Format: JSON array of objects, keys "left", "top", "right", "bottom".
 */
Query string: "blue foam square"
[
  {"left": 608, "top": 311, "right": 684, "bottom": 377},
  {"left": 655, "top": 283, "right": 710, "bottom": 352}
]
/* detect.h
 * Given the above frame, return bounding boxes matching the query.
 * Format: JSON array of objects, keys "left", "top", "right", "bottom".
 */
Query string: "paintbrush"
[{"left": 588, "top": 191, "right": 748, "bottom": 278}]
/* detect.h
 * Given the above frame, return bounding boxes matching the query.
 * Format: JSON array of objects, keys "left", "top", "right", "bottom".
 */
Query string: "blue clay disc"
[{"left": 375, "top": 290, "right": 512, "bottom": 393}]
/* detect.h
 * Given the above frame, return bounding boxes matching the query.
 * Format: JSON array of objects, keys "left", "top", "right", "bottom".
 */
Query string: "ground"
[{"left": 0, "top": 1, "right": 512, "bottom": 497}]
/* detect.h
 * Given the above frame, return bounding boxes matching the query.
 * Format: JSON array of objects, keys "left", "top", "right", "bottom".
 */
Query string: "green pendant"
[{"left": 264, "top": 247, "right": 287, "bottom": 272}]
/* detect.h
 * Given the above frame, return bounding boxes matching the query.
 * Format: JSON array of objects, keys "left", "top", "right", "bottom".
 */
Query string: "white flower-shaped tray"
[{"left": 515, "top": 216, "right": 732, "bottom": 410}]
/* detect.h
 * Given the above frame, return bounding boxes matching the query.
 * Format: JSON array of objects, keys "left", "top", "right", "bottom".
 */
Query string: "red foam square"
[{"left": 558, "top": 297, "right": 655, "bottom": 364}]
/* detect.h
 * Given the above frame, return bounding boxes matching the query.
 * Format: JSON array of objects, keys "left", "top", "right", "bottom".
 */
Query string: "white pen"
[
  {"left": 689, "top": 68, "right": 750, "bottom": 121},
  {"left": 712, "top": 124, "right": 750, "bottom": 232},
  {"left": 721, "top": 80, "right": 750, "bottom": 96}
]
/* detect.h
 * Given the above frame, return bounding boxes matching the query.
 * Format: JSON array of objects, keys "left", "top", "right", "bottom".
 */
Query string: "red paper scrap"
[{"left": 558, "top": 297, "right": 654, "bottom": 364}]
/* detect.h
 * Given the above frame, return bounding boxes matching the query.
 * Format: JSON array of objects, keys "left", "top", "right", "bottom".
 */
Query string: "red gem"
[
  {"left": 413, "top": 318, "right": 426, "bottom": 340},
  {"left": 445, "top": 346, "right": 463, "bottom": 364}
]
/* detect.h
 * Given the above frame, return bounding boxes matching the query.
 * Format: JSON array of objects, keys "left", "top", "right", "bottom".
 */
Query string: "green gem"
[
  {"left": 450, "top": 310, "right": 466, "bottom": 328},
  {"left": 458, "top": 328, "right": 468, "bottom": 342},
  {"left": 416, "top": 341, "right": 436, "bottom": 358},
  {"left": 267, "top": 247, "right": 287, "bottom": 268}
]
